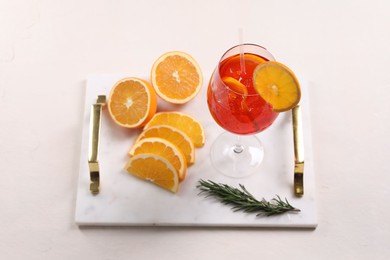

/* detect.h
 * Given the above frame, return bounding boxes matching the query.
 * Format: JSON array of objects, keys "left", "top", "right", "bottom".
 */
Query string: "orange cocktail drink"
[{"left": 207, "top": 46, "right": 278, "bottom": 135}]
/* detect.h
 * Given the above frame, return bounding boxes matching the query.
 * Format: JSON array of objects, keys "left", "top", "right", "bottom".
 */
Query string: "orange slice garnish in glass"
[
  {"left": 222, "top": 77, "right": 248, "bottom": 95},
  {"left": 253, "top": 61, "right": 301, "bottom": 112},
  {"left": 244, "top": 53, "right": 267, "bottom": 64},
  {"left": 227, "top": 53, "right": 267, "bottom": 67}
]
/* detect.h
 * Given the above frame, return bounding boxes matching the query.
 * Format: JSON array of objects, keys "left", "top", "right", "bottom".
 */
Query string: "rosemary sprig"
[{"left": 197, "top": 179, "right": 300, "bottom": 217}]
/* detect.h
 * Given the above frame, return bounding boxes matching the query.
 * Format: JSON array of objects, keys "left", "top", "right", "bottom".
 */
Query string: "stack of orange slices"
[
  {"left": 107, "top": 51, "right": 205, "bottom": 193},
  {"left": 125, "top": 111, "right": 205, "bottom": 193}
]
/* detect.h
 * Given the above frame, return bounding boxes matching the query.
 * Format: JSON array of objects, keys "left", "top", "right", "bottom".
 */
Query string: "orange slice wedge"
[
  {"left": 107, "top": 77, "right": 157, "bottom": 128},
  {"left": 245, "top": 53, "right": 267, "bottom": 64},
  {"left": 253, "top": 61, "right": 301, "bottom": 112},
  {"left": 136, "top": 125, "right": 195, "bottom": 165},
  {"left": 222, "top": 77, "right": 248, "bottom": 95},
  {"left": 151, "top": 51, "right": 203, "bottom": 104},
  {"left": 144, "top": 111, "right": 205, "bottom": 147},
  {"left": 128, "top": 137, "right": 187, "bottom": 181},
  {"left": 124, "top": 154, "right": 179, "bottom": 193},
  {"left": 226, "top": 53, "right": 267, "bottom": 68}
]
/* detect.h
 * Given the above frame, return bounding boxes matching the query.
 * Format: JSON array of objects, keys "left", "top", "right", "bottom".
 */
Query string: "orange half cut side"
[
  {"left": 151, "top": 51, "right": 203, "bottom": 104},
  {"left": 108, "top": 77, "right": 157, "bottom": 128}
]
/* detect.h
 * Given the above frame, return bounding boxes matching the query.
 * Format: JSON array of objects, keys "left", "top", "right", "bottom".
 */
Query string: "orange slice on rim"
[
  {"left": 107, "top": 77, "right": 157, "bottom": 128},
  {"left": 151, "top": 51, "right": 203, "bottom": 104},
  {"left": 253, "top": 61, "right": 301, "bottom": 112},
  {"left": 124, "top": 154, "right": 179, "bottom": 193}
]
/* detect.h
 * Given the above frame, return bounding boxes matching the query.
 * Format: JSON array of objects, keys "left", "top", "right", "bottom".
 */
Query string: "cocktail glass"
[{"left": 207, "top": 43, "right": 278, "bottom": 178}]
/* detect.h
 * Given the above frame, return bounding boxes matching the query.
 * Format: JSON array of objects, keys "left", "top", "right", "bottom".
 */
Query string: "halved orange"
[
  {"left": 136, "top": 125, "right": 195, "bottom": 165},
  {"left": 253, "top": 61, "right": 301, "bottom": 112},
  {"left": 144, "top": 111, "right": 205, "bottom": 147},
  {"left": 124, "top": 153, "right": 179, "bottom": 193},
  {"left": 107, "top": 77, "right": 157, "bottom": 128},
  {"left": 150, "top": 51, "right": 203, "bottom": 104},
  {"left": 128, "top": 137, "right": 187, "bottom": 181}
]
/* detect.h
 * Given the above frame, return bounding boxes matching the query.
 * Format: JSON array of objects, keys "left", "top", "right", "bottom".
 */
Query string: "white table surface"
[{"left": 1, "top": 0, "right": 389, "bottom": 259}]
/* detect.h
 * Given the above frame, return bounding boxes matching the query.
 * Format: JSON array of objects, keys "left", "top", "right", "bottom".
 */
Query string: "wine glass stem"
[{"left": 233, "top": 135, "right": 244, "bottom": 154}]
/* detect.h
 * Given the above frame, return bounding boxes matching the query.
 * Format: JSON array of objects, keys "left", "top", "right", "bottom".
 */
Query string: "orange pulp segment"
[
  {"left": 136, "top": 125, "right": 195, "bottom": 165},
  {"left": 128, "top": 137, "right": 187, "bottom": 181},
  {"left": 151, "top": 51, "right": 203, "bottom": 104},
  {"left": 253, "top": 61, "right": 301, "bottom": 112},
  {"left": 124, "top": 153, "right": 179, "bottom": 193},
  {"left": 108, "top": 77, "right": 157, "bottom": 128},
  {"left": 144, "top": 111, "right": 205, "bottom": 147}
]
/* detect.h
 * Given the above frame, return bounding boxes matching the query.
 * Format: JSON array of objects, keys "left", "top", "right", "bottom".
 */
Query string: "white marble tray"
[{"left": 75, "top": 74, "right": 317, "bottom": 228}]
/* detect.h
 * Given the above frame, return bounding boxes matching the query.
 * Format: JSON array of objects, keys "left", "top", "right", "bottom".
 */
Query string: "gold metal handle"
[
  {"left": 88, "top": 95, "right": 106, "bottom": 195},
  {"left": 292, "top": 105, "right": 304, "bottom": 196}
]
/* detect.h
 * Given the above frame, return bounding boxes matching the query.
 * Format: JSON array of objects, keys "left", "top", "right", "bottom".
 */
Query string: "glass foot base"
[{"left": 210, "top": 132, "right": 264, "bottom": 178}]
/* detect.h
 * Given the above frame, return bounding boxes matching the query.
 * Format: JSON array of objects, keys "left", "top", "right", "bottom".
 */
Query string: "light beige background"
[{"left": 1, "top": 0, "right": 389, "bottom": 259}]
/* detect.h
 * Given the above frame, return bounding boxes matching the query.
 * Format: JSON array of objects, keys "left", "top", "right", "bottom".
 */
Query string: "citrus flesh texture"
[
  {"left": 128, "top": 137, "right": 187, "bottom": 181},
  {"left": 108, "top": 77, "right": 157, "bottom": 128},
  {"left": 144, "top": 111, "right": 205, "bottom": 147},
  {"left": 136, "top": 125, "right": 195, "bottom": 165},
  {"left": 124, "top": 154, "right": 179, "bottom": 193},
  {"left": 151, "top": 51, "right": 203, "bottom": 104},
  {"left": 253, "top": 61, "right": 301, "bottom": 112}
]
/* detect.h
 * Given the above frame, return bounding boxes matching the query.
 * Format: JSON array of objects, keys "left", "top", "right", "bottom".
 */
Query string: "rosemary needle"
[{"left": 197, "top": 179, "right": 300, "bottom": 217}]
